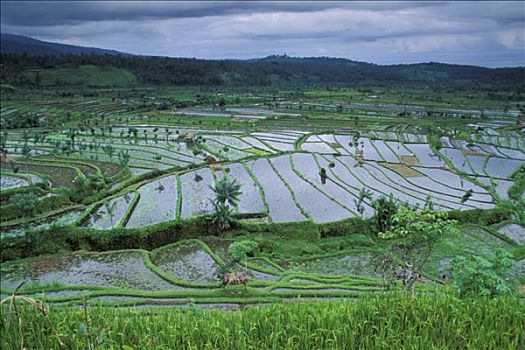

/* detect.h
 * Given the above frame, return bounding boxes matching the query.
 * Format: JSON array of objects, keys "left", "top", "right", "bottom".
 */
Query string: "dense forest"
[{"left": 1, "top": 53, "right": 524, "bottom": 89}]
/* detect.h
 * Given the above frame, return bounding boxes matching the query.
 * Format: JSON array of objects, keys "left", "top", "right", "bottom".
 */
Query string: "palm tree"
[
  {"left": 212, "top": 176, "right": 242, "bottom": 209},
  {"left": 210, "top": 176, "right": 242, "bottom": 233},
  {"left": 371, "top": 194, "right": 398, "bottom": 232},
  {"left": 354, "top": 188, "right": 372, "bottom": 218},
  {"left": 210, "top": 201, "right": 235, "bottom": 234}
]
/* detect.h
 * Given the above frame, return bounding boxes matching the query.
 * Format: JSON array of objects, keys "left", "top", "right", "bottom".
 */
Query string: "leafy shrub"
[
  {"left": 371, "top": 194, "right": 398, "bottom": 232},
  {"left": 450, "top": 249, "right": 515, "bottom": 298},
  {"left": 508, "top": 172, "right": 525, "bottom": 201},
  {"left": 427, "top": 130, "right": 443, "bottom": 150},
  {"left": 70, "top": 175, "right": 106, "bottom": 202},
  {"left": 228, "top": 240, "right": 259, "bottom": 262},
  {"left": 9, "top": 192, "right": 39, "bottom": 218}
]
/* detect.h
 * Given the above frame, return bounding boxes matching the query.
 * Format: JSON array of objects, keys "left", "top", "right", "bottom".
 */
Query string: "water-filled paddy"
[
  {"left": 497, "top": 223, "right": 525, "bottom": 245},
  {"left": 86, "top": 192, "right": 136, "bottom": 229},
  {"left": 1, "top": 251, "right": 175, "bottom": 291},
  {"left": 126, "top": 176, "right": 178, "bottom": 228},
  {"left": 0, "top": 175, "right": 29, "bottom": 190},
  {"left": 151, "top": 243, "right": 221, "bottom": 283}
]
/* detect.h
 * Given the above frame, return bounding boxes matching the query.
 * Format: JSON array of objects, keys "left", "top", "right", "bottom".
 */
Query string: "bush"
[
  {"left": 1, "top": 193, "right": 71, "bottom": 222},
  {"left": 508, "top": 172, "right": 525, "bottom": 201},
  {"left": 447, "top": 206, "right": 511, "bottom": 225},
  {"left": 228, "top": 240, "right": 259, "bottom": 262},
  {"left": 9, "top": 192, "right": 39, "bottom": 218},
  {"left": 450, "top": 249, "right": 516, "bottom": 298},
  {"left": 318, "top": 217, "right": 373, "bottom": 238}
]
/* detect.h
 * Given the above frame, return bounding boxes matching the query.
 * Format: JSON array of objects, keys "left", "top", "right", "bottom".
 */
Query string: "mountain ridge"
[
  {"left": 1, "top": 33, "right": 523, "bottom": 88},
  {"left": 3, "top": 33, "right": 524, "bottom": 70},
  {"left": 1, "top": 33, "right": 131, "bottom": 56}
]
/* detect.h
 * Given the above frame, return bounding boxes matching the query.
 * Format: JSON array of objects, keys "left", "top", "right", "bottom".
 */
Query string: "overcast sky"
[{"left": 1, "top": 1, "right": 524, "bottom": 67}]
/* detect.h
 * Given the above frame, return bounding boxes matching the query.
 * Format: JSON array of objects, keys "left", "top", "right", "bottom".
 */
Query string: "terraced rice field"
[
  {"left": 2, "top": 215, "right": 515, "bottom": 307},
  {"left": 0, "top": 239, "right": 391, "bottom": 306},
  {"left": 66, "top": 132, "right": 524, "bottom": 227},
  {"left": 2, "top": 125, "right": 522, "bottom": 230},
  {"left": 1, "top": 107, "right": 523, "bottom": 311}
]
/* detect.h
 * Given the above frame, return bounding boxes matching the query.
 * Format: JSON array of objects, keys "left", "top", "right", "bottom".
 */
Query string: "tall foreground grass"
[{"left": 1, "top": 293, "right": 523, "bottom": 349}]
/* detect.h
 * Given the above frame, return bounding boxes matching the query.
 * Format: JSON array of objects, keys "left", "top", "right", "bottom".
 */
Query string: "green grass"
[
  {"left": 244, "top": 147, "right": 270, "bottom": 156},
  {"left": 1, "top": 292, "right": 523, "bottom": 349}
]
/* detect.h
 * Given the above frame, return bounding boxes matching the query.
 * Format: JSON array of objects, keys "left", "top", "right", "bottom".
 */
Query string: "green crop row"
[{"left": 1, "top": 292, "right": 522, "bottom": 350}]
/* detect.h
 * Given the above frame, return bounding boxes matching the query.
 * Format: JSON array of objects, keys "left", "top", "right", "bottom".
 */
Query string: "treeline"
[{"left": 1, "top": 53, "right": 524, "bottom": 88}]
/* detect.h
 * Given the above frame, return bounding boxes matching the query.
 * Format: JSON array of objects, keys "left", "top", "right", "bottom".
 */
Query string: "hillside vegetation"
[
  {"left": 1, "top": 53, "right": 523, "bottom": 89},
  {"left": 22, "top": 65, "right": 137, "bottom": 87},
  {"left": 0, "top": 33, "right": 129, "bottom": 56}
]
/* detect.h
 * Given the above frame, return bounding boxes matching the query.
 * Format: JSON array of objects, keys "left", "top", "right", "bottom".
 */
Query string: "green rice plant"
[
  {"left": 1, "top": 292, "right": 523, "bottom": 349},
  {"left": 175, "top": 174, "right": 183, "bottom": 219},
  {"left": 116, "top": 190, "right": 140, "bottom": 228}
]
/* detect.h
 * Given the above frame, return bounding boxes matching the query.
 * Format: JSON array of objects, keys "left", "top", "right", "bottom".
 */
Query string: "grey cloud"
[
  {"left": 0, "top": 1, "right": 458, "bottom": 27},
  {"left": 1, "top": 1, "right": 351, "bottom": 26},
  {"left": 1, "top": 1, "right": 523, "bottom": 67}
]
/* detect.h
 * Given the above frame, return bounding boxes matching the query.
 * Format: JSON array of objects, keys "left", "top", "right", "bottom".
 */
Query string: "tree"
[
  {"left": 450, "top": 249, "right": 515, "bottom": 298},
  {"left": 117, "top": 150, "right": 130, "bottom": 168},
  {"left": 0, "top": 132, "right": 8, "bottom": 153},
  {"left": 354, "top": 188, "right": 372, "bottom": 218},
  {"left": 211, "top": 176, "right": 242, "bottom": 209},
  {"left": 461, "top": 189, "right": 473, "bottom": 204},
  {"left": 34, "top": 71, "right": 42, "bottom": 86},
  {"left": 210, "top": 201, "right": 235, "bottom": 234},
  {"left": 71, "top": 175, "right": 106, "bottom": 202},
  {"left": 21, "top": 143, "right": 31, "bottom": 156},
  {"left": 377, "top": 205, "right": 459, "bottom": 290},
  {"left": 371, "top": 194, "right": 398, "bottom": 232},
  {"left": 102, "top": 145, "right": 115, "bottom": 159},
  {"left": 219, "top": 240, "right": 259, "bottom": 275},
  {"left": 209, "top": 176, "right": 242, "bottom": 233},
  {"left": 10, "top": 192, "right": 38, "bottom": 218}
]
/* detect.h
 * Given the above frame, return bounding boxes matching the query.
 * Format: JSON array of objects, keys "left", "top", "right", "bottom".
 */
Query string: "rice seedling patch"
[
  {"left": 381, "top": 163, "right": 423, "bottom": 177},
  {"left": 292, "top": 253, "right": 379, "bottom": 277},
  {"left": 270, "top": 155, "right": 351, "bottom": 223},
  {"left": 247, "top": 158, "right": 305, "bottom": 222},
  {"left": 401, "top": 155, "right": 417, "bottom": 166},
  {"left": 86, "top": 192, "right": 137, "bottom": 229},
  {"left": 180, "top": 168, "right": 215, "bottom": 218}
]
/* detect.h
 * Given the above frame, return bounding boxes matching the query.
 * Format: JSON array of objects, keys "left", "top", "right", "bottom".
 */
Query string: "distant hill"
[
  {"left": 0, "top": 33, "right": 131, "bottom": 56},
  {"left": 0, "top": 34, "right": 523, "bottom": 89}
]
